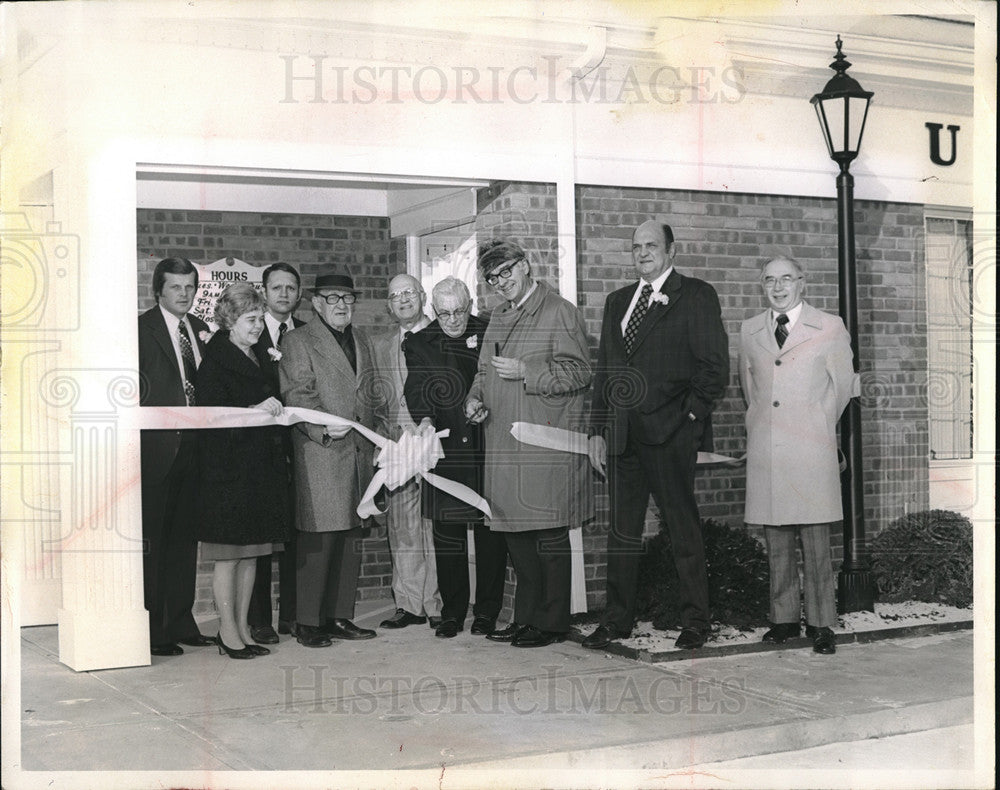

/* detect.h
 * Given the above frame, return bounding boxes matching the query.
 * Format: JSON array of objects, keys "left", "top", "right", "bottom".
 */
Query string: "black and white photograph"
[{"left": 1, "top": 1, "right": 995, "bottom": 788}]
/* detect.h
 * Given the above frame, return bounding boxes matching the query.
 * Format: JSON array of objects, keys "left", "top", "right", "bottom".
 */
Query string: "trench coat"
[
  {"left": 468, "top": 281, "right": 594, "bottom": 533},
  {"left": 739, "top": 301, "right": 859, "bottom": 525},
  {"left": 278, "top": 319, "right": 382, "bottom": 533},
  {"left": 194, "top": 331, "right": 291, "bottom": 545}
]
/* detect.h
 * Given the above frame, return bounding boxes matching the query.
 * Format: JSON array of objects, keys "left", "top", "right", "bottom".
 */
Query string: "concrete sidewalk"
[{"left": 13, "top": 598, "right": 977, "bottom": 788}]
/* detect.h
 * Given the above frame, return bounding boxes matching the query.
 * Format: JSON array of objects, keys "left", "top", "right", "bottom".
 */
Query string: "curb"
[{"left": 567, "top": 619, "right": 973, "bottom": 663}]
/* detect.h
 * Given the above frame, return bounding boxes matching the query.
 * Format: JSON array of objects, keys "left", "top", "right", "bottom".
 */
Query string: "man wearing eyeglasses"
[
  {"left": 739, "top": 256, "right": 858, "bottom": 655},
  {"left": 371, "top": 274, "right": 443, "bottom": 631},
  {"left": 278, "top": 268, "right": 381, "bottom": 647},
  {"left": 400, "top": 277, "right": 509, "bottom": 638}
]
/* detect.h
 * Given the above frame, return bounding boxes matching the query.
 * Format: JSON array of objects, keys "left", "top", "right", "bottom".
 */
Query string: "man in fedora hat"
[{"left": 279, "top": 267, "right": 382, "bottom": 647}]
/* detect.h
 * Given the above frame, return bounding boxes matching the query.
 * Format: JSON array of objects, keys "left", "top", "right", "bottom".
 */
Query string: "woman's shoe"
[
  {"left": 244, "top": 643, "right": 271, "bottom": 656},
  {"left": 215, "top": 633, "right": 256, "bottom": 659}
]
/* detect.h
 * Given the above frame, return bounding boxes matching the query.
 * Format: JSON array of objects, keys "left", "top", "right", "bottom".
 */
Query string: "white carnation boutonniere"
[
  {"left": 267, "top": 347, "right": 283, "bottom": 362},
  {"left": 649, "top": 292, "right": 669, "bottom": 307},
  {"left": 466, "top": 335, "right": 479, "bottom": 349},
  {"left": 198, "top": 330, "right": 214, "bottom": 344}
]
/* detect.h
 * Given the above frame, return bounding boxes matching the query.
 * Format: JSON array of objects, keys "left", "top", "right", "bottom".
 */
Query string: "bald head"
[
  {"left": 631, "top": 220, "right": 676, "bottom": 282},
  {"left": 387, "top": 273, "right": 426, "bottom": 328}
]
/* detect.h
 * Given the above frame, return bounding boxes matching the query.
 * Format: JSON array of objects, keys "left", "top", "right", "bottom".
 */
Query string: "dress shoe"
[
  {"left": 470, "top": 615, "right": 496, "bottom": 636},
  {"left": 762, "top": 623, "right": 801, "bottom": 644},
  {"left": 428, "top": 616, "right": 443, "bottom": 629},
  {"left": 324, "top": 618, "right": 377, "bottom": 640},
  {"left": 150, "top": 642, "right": 183, "bottom": 657},
  {"left": 512, "top": 626, "right": 566, "bottom": 648},
  {"left": 278, "top": 620, "right": 298, "bottom": 637},
  {"left": 674, "top": 627, "right": 709, "bottom": 650},
  {"left": 244, "top": 643, "right": 271, "bottom": 656},
  {"left": 485, "top": 622, "right": 522, "bottom": 642},
  {"left": 250, "top": 625, "right": 279, "bottom": 645},
  {"left": 296, "top": 624, "right": 333, "bottom": 648},
  {"left": 380, "top": 609, "right": 427, "bottom": 629},
  {"left": 581, "top": 624, "right": 627, "bottom": 650},
  {"left": 434, "top": 619, "right": 462, "bottom": 638},
  {"left": 178, "top": 633, "right": 216, "bottom": 647},
  {"left": 808, "top": 626, "right": 836, "bottom": 654},
  {"left": 215, "top": 633, "right": 256, "bottom": 659}
]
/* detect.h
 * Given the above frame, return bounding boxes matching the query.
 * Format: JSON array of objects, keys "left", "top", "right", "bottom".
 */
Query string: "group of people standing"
[{"left": 138, "top": 216, "right": 857, "bottom": 660}]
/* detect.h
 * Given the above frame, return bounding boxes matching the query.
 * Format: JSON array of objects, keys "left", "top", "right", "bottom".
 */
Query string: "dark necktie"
[
  {"left": 277, "top": 321, "right": 288, "bottom": 345},
  {"left": 177, "top": 321, "right": 197, "bottom": 405},
  {"left": 775, "top": 313, "right": 789, "bottom": 349},
  {"left": 624, "top": 283, "right": 653, "bottom": 355},
  {"left": 402, "top": 330, "right": 412, "bottom": 353}
]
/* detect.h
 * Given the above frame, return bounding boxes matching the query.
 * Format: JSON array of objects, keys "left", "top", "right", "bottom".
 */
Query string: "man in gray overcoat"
[
  {"left": 739, "top": 256, "right": 859, "bottom": 655},
  {"left": 279, "top": 268, "right": 381, "bottom": 647}
]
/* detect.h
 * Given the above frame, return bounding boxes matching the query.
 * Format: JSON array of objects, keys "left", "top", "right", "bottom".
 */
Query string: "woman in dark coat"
[{"left": 196, "top": 283, "right": 290, "bottom": 659}]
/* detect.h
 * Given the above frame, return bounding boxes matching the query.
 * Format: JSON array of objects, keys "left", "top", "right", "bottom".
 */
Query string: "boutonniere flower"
[
  {"left": 649, "top": 292, "right": 669, "bottom": 307},
  {"left": 198, "top": 330, "right": 214, "bottom": 344},
  {"left": 466, "top": 335, "right": 479, "bottom": 349},
  {"left": 267, "top": 347, "right": 283, "bottom": 362}
]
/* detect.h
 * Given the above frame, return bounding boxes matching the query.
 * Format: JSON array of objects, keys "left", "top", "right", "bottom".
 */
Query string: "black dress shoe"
[
  {"left": 428, "top": 616, "right": 443, "bottom": 629},
  {"left": 324, "top": 618, "right": 377, "bottom": 640},
  {"left": 278, "top": 620, "right": 298, "bottom": 637},
  {"left": 674, "top": 627, "right": 709, "bottom": 650},
  {"left": 215, "top": 633, "right": 256, "bottom": 659},
  {"left": 808, "top": 626, "right": 836, "bottom": 654},
  {"left": 296, "top": 624, "right": 333, "bottom": 648},
  {"left": 150, "top": 643, "right": 183, "bottom": 657},
  {"left": 762, "top": 623, "right": 801, "bottom": 644},
  {"left": 244, "top": 643, "right": 271, "bottom": 656},
  {"left": 250, "top": 625, "right": 279, "bottom": 645},
  {"left": 470, "top": 615, "right": 496, "bottom": 635},
  {"left": 581, "top": 624, "right": 626, "bottom": 650},
  {"left": 177, "top": 634, "right": 216, "bottom": 647},
  {"left": 485, "top": 622, "right": 522, "bottom": 643},
  {"left": 434, "top": 619, "right": 462, "bottom": 638},
  {"left": 380, "top": 609, "right": 427, "bottom": 629},
  {"left": 512, "top": 626, "right": 566, "bottom": 648}
]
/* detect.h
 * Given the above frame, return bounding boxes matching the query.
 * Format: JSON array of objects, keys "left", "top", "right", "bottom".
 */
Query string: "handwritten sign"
[{"left": 192, "top": 257, "right": 264, "bottom": 328}]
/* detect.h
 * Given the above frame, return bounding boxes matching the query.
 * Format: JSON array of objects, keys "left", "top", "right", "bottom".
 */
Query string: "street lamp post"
[{"left": 811, "top": 36, "right": 877, "bottom": 613}]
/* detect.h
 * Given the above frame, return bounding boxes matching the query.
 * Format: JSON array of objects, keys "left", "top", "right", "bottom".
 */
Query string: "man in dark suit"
[
  {"left": 583, "top": 220, "right": 729, "bottom": 651},
  {"left": 138, "top": 257, "right": 217, "bottom": 656},
  {"left": 246, "top": 262, "right": 304, "bottom": 645},
  {"left": 402, "top": 277, "right": 508, "bottom": 638}
]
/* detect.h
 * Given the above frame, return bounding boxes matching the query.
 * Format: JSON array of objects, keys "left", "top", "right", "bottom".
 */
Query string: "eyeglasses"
[
  {"left": 761, "top": 275, "right": 803, "bottom": 289},
  {"left": 316, "top": 292, "right": 357, "bottom": 305},
  {"left": 389, "top": 288, "right": 421, "bottom": 302},
  {"left": 485, "top": 260, "right": 523, "bottom": 287},
  {"left": 436, "top": 306, "right": 470, "bottom": 321}
]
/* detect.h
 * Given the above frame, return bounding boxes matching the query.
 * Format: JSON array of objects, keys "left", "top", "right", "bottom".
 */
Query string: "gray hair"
[
  {"left": 760, "top": 256, "right": 805, "bottom": 277},
  {"left": 432, "top": 276, "right": 472, "bottom": 306}
]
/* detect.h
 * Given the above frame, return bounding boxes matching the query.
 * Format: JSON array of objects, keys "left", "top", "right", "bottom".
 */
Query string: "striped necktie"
[
  {"left": 177, "top": 321, "right": 197, "bottom": 405},
  {"left": 775, "top": 313, "right": 789, "bottom": 349}
]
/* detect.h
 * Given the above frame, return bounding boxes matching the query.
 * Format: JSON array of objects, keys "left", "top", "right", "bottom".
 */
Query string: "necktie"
[
  {"left": 624, "top": 283, "right": 653, "bottom": 355},
  {"left": 177, "top": 321, "right": 197, "bottom": 405},
  {"left": 775, "top": 313, "right": 789, "bottom": 349},
  {"left": 277, "top": 321, "right": 288, "bottom": 345}
]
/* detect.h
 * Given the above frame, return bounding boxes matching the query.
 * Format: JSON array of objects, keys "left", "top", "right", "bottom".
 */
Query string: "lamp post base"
[{"left": 837, "top": 567, "right": 877, "bottom": 613}]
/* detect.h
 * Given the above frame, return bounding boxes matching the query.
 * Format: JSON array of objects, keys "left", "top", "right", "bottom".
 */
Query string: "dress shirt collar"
[
  {"left": 512, "top": 280, "right": 538, "bottom": 309},
  {"left": 772, "top": 302, "right": 803, "bottom": 331},
  {"left": 398, "top": 315, "right": 431, "bottom": 341},
  {"left": 264, "top": 311, "right": 292, "bottom": 345},
  {"left": 638, "top": 267, "right": 672, "bottom": 293}
]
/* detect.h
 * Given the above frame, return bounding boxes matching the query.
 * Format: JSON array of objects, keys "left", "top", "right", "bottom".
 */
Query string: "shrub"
[
  {"left": 635, "top": 518, "right": 771, "bottom": 631},
  {"left": 871, "top": 509, "right": 973, "bottom": 608}
]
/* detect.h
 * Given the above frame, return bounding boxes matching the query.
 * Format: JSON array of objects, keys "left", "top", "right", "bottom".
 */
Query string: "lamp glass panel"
[
  {"left": 820, "top": 96, "right": 848, "bottom": 154},
  {"left": 847, "top": 96, "right": 870, "bottom": 153},
  {"left": 813, "top": 101, "right": 835, "bottom": 157}
]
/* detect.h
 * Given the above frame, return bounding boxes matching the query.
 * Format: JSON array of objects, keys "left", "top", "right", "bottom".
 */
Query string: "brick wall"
[
  {"left": 136, "top": 208, "right": 397, "bottom": 615},
  {"left": 576, "top": 185, "right": 930, "bottom": 611}
]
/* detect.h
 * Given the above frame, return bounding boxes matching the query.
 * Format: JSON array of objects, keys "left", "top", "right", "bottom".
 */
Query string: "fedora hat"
[{"left": 310, "top": 268, "right": 359, "bottom": 294}]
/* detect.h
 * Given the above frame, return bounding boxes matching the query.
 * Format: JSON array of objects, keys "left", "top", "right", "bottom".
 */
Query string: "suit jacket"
[
  {"left": 195, "top": 331, "right": 291, "bottom": 545},
  {"left": 403, "top": 316, "right": 487, "bottom": 522},
  {"left": 739, "top": 301, "right": 859, "bottom": 525},
  {"left": 371, "top": 322, "right": 428, "bottom": 439},
  {"left": 590, "top": 269, "right": 730, "bottom": 455},
  {"left": 252, "top": 316, "right": 305, "bottom": 394},
  {"left": 138, "top": 306, "right": 209, "bottom": 481},
  {"left": 278, "top": 319, "right": 382, "bottom": 533}
]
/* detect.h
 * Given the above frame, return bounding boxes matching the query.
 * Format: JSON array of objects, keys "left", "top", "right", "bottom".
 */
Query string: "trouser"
[
  {"left": 763, "top": 522, "right": 837, "bottom": 628},
  {"left": 386, "top": 478, "right": 441, "bottom": 616},
  {"left": 432, "top": 519, "right": 508, "bottom": 624},
  {"left": 295, "top": 528, "right": 363, "bottom": 626},
  {"left": 504, "top": 526, "right": 571, "bottom": 633},
  {"left": 247, "top": 530, "right": 297, "bottom": 627}
]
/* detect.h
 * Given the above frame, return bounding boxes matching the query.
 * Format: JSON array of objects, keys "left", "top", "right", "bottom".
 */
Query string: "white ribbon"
[{"left": 137, "top": 406, "right": 491, "bottom": 519}]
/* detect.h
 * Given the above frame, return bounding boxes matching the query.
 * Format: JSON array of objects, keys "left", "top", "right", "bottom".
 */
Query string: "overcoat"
[
  {"left": 468, "top": 281, "right": 593, "bottom": 533},
  {"left": 403, "top": 315, "right": 488, "bottom": 522},
  {"left": 739, "top": 301, "right": 859, "bottom": 525},
  {"left": 278, "top": 319, "right": 381, "bottom": 533},
  {"left": 194, "top": 331, "right": 291, "bottom": 545}
]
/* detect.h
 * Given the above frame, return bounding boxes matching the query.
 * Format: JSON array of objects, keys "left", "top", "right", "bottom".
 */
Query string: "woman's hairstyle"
[{"left": 213, "top": 283, "right": 265, "bottom": 329}]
